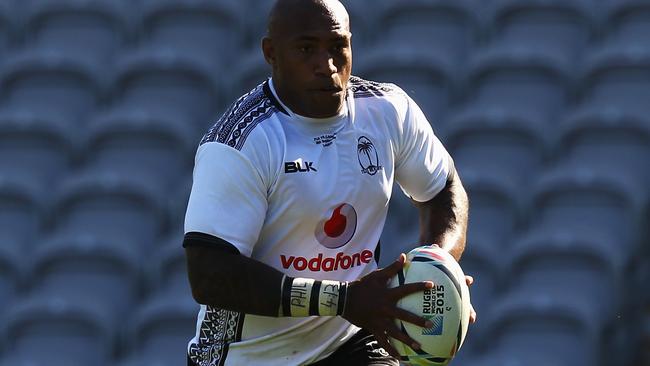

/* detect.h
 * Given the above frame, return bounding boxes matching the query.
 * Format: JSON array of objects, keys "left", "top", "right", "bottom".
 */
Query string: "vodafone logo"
[
  {"left": 315, "top": 203, "right": 357, "bottom": 249},
  {"left": 281, "top": 250, "right": 374, "bottom": 272}
]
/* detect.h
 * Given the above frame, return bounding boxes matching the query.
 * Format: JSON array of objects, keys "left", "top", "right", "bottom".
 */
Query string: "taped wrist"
[{"left": 280, "top": 275, "right": 348, "bottom": 317}]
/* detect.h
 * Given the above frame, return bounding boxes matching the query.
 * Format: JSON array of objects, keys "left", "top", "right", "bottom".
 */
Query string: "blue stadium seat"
[
  {"left": 558, "top": 107, "right": 650, "bottom": 185},
  {"left": 111, "top": 48, "right": 222, "bottom": 132},
  {"left": 146, "top": 234, "right": 190, "bottom": 298},
  {"left": 480, "top": 292, "right": 600, "bottom": 366},
  {"left": 0, "top": 112, "right": 76, "bottom": 187},
  {"left": 22, "top": 0, "right": 131, "bottom": 64},
  {"left": 48, "top": 171, "right": 167, "bottom": 249},
  {"left": 139, "top": 0, "right": 243, "bottom": 65},
  {"left": 506, "top": 231, "right": 630, "bottom": 317},
  {"left": 466, "top": 350, "right": 571, "bottom": 366},
  {"left": 460, "top": 170, "right": 522, "bottom": 248},
  {"left": 444, "top": 109, "right": 549, "bottom": 187},
  {"left": 604, "top": 0, "right": 650, "bottom": 48},
  {"left": 167, "top": 177, "right": 192, "bottom": 237},
  {"left": 0, "top": 296, "right": 114, "bottom": 366},
  {"left": 355, "top": 47, "right": 457, "bottom": 125},
  {"left": 486, "top": 0, "right": 595, "bottom": 59},
  {"left": 580, "top": 45, "right": 650, "bottom": 115},
  {"left": 0, "top": 1, "right": 16, "bottom": 59},
  {"left": 457, "top": 242, "right": 501, "bottom": 355},
  {"left": 529, "top": 167, "right": 646, "bottom": 252},
  {"left": 232, "top": 50, "right": 271, "bottom": 101},
  {"left": 464, "top": 47, "right": 572, "bottom": 121},
  {"left": 0, "top": 240, "right": 23, "bottom": 314},
  {"left": 376, "top": 0, "right": 479, "bottom": 65},
  {"left": 0, "top": 176, "right": 44, "bottom": 247},
  {"left": 82, "top": 108, "right": 195, "bottom": 192},
  {"left": 0, "top": 48, "right": 105, "bottom": 126},
  {"left": 28, "top": 234, "right": 142, "bottom": 320},
  {"left": 121, "top": 294, "right": 199, "bottom": 366}
]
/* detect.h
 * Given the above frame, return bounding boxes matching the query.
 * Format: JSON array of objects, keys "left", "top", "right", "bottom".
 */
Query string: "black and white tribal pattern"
[
  {"left": 188, "top": 306, "right": 245, "bottom": 366},
  {"left": 348, "top": 76, "right": 397, "bottom": 99},
  {"left": 200, "top": 82, "right": 276, "bottom": 151}
]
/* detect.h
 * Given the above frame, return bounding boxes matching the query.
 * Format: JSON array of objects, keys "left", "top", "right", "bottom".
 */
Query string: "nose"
[{"left": 314, "top": 50, "right": 337, "bottom": 76}]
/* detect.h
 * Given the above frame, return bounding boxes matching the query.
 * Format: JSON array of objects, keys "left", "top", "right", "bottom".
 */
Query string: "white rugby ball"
[{"left": 388, "top": 246, "right": 471, "bottom": 366}]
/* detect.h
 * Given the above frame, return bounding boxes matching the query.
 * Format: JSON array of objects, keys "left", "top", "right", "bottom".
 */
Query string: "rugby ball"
[{"left": 389, "top": 246, "right": 471, "bottom": 366}]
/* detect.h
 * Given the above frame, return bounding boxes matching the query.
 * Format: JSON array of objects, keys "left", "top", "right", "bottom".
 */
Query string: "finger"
[
  {"left": 390, "top": 307, "right": 433, "bottom": 329},
  {"left": 465, "top": 275, "right": 474, "bottom": 286},
  {"left": 389, "top": 281, "right": 433, "bottom": 300},
  {"left": 376, "top": 253, "right": 406, "bottom": 279},
  {"left": 374, "top": 333, "right": 400, "bottom": 359},
  {"left": 469, "top": 302, "right": 477, "bottom": 324},
  {"left": 385, "top": 323, "right": 421, "bottom": 352}
]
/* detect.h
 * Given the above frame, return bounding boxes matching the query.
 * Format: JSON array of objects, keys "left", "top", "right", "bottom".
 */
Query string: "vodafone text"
[{"left": 281, "top": 250, "right": 373, "bottom": 272}]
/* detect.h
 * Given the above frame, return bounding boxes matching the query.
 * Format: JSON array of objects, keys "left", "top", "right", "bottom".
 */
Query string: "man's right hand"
[{"left": 342, "top": 253, "right": 434, "bottom": 358}]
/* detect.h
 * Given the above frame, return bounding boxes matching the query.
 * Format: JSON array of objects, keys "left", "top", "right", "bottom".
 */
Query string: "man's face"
[{"left": 264, "top": 6, "right": 352, "bottom": 118}]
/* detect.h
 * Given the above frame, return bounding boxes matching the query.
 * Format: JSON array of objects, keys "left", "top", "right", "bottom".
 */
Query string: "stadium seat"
[
  {"left": 139, "top": 0, "right": 243, "bottom": 66},
  {"left": 486, "top": 0, "right": 595, "bottom": 59},
  {"left": 506, "top": 231, "right": 631, "bottom": 317},
  {"left": 28, "top": 234, "right": 142, "bottom": 320},
  {"left": 604, "top": 0, "right": 650, "bottom": 48},
  {"left": 457, "top": 242, "right": 502, "bottom": 354},
  {"left": 479, "top": 292, "right": 601, "bottom": 366},
  {"left": 167, "top": 177, "right": 193, "bottom": 237},
  {"left": 529, "top": 167, "right": 646, "bottom": 253},
  {"left": 0, "top": 240, "right": 23, "bottom": 314},
  {"left": 466, "top": 349, "right": 571, "bottom": 366},
  {"left": 355, "top": 47, "right": 457, "bottom": 125},
  {"left": 580, "top": 45, "right": 650, "bottom": 115},
  {"left": 111, "top": 48, "right": 223, "bottom": 132},
  {"left": 0, "top": 112, "right": 76, "bottom": 187},
  {"left": 0, "top": 1, "right": 15, "bottom": 59},
  {"left": 82, "top": 108, "right": 195, "bottom": 192},
  {"left": 376, "top": 0, "right": 479, "bottom": 65},
  {"left": 463, "top": 46, "right": 572, "bottom": 121},
  {"left": 22, "top": 0, "right": 131, "bottom": 64},
  {"left": 121, "top": 294, "right": 199, "bottom": 366},
  {"left": 444, "top": 109, "right": 550, "bottom": 187},
  {"left": 0, "top": 296, "right": 114, "bottom": 366},
  {"left": 0, "top": 176, "right": 44, "bottom": 247},
  {"left": 459, "top": 170, "right": 522, "bottom": 247},
  {"left": 0, "top": 48, "right": 105, "bottom": 126},
  {"left": 146, "top": 234, "right": 190, "bottom": 297},
  {"left": 232, "top": 50, "right": 272, "bottom": 101},
  {"left": 557, "top": 107, "right": 650, "bottom": 185},
  {"left": 47, "top": 171, "right": 167, "bottom": 250}
]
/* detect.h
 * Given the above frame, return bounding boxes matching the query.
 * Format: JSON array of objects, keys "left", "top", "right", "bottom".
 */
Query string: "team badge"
[{"left": 357, "top": 136, "right": 383, "bottom": 175}]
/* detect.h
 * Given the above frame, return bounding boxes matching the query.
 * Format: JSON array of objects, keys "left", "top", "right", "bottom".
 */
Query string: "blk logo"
[{"left": 285, "top": 161, "right": 317, "bottom": 174}]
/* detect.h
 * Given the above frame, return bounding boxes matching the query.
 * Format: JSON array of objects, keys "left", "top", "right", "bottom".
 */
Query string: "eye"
[{"left": 299, "top": 45, "right": 313, "bottom": 54}]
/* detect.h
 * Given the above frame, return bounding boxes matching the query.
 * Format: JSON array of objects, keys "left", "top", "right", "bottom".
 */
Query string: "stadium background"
[{"left": 0, "top": 0, "right": 649, "bottom": 365}]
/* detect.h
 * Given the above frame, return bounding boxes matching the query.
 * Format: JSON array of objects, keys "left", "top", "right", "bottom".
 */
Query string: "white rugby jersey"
[{"left": 184, "top": 76, "right": 454, "bottom": 366}]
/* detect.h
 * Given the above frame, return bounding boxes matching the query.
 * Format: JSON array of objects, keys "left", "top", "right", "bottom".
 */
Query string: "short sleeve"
[
  {"left": 395, "top": 95, "right": 454, "bottom": 203},
  {"left": 184, "top": 142, "right": 268, "bottom": 257}
]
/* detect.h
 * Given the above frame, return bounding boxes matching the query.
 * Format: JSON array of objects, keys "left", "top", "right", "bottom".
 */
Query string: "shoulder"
[
  {"left": 199, "top": 80, "right": 287, "bottom": 151},
  {"left": 348, "top": 76, "right": 406, "bottom": 100}
]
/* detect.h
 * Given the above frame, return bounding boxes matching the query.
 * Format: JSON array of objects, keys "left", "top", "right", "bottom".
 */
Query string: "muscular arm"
[
  {"left": 412, "top": 171, "right": 469, "bottom": 261},
  {"left": 185, "top": 237, "right": 284, "bottom": 317}
]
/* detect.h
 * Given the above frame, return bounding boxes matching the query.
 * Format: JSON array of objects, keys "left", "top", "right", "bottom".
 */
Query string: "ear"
[{"left": 262, "top": 37, "right": 275, "bottom": 66}]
